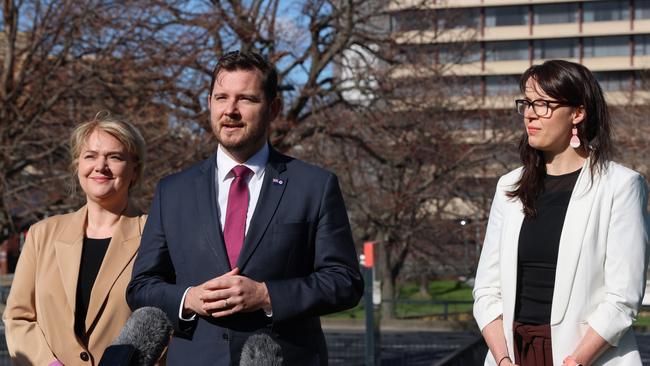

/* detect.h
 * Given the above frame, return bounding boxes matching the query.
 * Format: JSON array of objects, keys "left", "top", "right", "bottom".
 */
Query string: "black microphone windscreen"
[
  {"left": 240, "top": 333, "right": 283, "bottom": 366},
  {"left": 112, "top": 306, "right": 172, "bottom": 366}
]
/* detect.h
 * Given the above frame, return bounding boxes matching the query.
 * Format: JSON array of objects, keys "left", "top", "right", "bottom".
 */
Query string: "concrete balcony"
[
  {"left": 532, "top": 23, "right": 581, "bottom": 38},
  {"left": 394, "top": 29, "right": 477, "bottom": 44},
  {"left": 482, "top": 25, "right": 530, "bottom": 41},
  {"left": 582, "top": 20, "right": 632, "bottom": 36},
  {"left": 581, "top": 56, "right": 633, "bottom": 71},
  {"left": 388, "top": 0, "right": 600, "bottom": 11},
  {"left": 633, "top": 55, "right": 650, "bottom": 68},
  {"left": 483, "top": 60, "right": 531, "bottom": 75}
]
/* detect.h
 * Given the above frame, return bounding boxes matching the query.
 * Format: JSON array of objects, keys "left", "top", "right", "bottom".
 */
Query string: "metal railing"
[{"left": 373, "top": 299, "right": 474, "bottom": 320}]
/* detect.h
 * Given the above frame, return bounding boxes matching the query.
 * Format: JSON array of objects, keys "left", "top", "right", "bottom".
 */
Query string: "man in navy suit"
[{"left": 126, "top": 50, "right": 363, "bottom": 365}]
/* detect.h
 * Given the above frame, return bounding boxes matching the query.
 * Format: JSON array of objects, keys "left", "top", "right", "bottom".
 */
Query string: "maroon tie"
[{"left": 223, "top": 165, "right": 252, "bottom": 268}]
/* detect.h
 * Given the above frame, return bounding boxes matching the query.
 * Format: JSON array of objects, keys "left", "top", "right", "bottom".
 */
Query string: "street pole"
[
  {"left": 362, "top": 241, "right": 379, "bottom": 366},
  {"left": 475, "top": 222, "right": 481, "bottom": 265},
  {"left": 459, "top": 218, "right": 470, "bottom": 276}
]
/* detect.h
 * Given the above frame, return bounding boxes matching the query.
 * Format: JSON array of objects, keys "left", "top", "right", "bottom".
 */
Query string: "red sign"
[{"left": 363, "top": 242, "right": 375, "bottom": 268}]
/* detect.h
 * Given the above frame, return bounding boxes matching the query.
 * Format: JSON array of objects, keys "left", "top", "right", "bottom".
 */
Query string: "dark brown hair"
[
  {"left": 507, "top": 60, "right": 612, "bottom": 217},
  {"left": 209, "top": 50, "right": 278, "bottom": 101}
]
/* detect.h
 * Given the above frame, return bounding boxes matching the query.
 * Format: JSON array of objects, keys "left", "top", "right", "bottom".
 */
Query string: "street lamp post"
[
  {"left": 362, "top": 242, "right": 380, "bottom": 366},
  {"left": 458, "top": 218, "right": 471, "bottom": 276}
]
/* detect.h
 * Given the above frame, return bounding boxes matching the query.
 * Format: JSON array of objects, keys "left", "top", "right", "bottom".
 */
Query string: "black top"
[
  {"left": 514, "top": 168, "right": 581, "bottom": 324},
  {"left": 74, "top": 237, "right": 111, "bottom": 341}
]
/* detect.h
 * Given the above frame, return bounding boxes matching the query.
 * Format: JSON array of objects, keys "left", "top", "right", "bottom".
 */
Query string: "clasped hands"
[{"left": 183, "top": 268, "right": 271, "bottom": 318}]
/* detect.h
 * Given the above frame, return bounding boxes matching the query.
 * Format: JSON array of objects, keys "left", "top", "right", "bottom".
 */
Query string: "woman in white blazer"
[{"left": 473, "top": 60, "right": 649, "bottom": 366}]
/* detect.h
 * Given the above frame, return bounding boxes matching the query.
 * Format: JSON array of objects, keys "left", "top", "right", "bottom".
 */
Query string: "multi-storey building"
[{"left": 389, "top": 0, "right": 650, "bottom": 108}]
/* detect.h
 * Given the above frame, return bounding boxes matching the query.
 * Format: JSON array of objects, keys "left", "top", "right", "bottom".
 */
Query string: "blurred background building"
[{"left": 389, "top": 0, "right": 650, "bottom": 107}]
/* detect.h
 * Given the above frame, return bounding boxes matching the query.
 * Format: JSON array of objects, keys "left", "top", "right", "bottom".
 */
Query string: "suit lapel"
[
  {"left": 85, "top": 214, "right": 143, "bottom": 329},
  {"left": 236, "top": 148, "right": 288, "bottom": 271},
  {"left": 195, "top": 154, "right": 232, "bottom": 271},
  {"left": 54, "top": 206, "right": 87, "bottom": 314},
  {"left": 551, "top": 159, "right": 600, "bottom": 325}
]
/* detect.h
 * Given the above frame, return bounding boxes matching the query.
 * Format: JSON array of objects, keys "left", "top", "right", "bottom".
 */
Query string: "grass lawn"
[
  {"left": 327, "top": 280, "right": 650, "bottom": 328},
  {"left": 326, "top": 280, "right": 474, "bottom": 319},
  {"left": 634, "top": 308, "right": 650, "bottom": 328},
  {"left": 635, "top": 316, "right": 650, "bottom": 326}
]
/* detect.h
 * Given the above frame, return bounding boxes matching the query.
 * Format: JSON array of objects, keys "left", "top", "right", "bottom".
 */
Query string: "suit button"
[
  {"left": 222, "top": 333, "right": 229, "bottom": 340},
  {"left": 80, "top": 352, "right": 89, "bottom": 361}
]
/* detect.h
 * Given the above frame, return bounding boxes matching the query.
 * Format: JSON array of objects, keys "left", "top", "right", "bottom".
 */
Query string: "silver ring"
[{"left": 224, "top": 299, "right": 229, "bottom": 307}]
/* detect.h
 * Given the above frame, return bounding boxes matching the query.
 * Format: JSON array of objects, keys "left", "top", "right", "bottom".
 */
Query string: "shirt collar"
[{"left": 216, "top": 143, "right": 269, "bottom": 182}]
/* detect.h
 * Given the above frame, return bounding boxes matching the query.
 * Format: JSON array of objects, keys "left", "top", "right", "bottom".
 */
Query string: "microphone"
[
  {"left": 99, "top": 306, "right": 172, "bottom": 366},
  {"left": 239, "top": 333, "right": 283, "bottom": 366}
]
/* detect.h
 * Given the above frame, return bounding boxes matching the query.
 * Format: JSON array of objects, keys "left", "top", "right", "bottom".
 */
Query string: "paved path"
[
  {"left": 0, "top": 325, "right": 645, "bottom": 365},
  {"left": 325, "top": 330, "right": 650, "bottom": 366}
]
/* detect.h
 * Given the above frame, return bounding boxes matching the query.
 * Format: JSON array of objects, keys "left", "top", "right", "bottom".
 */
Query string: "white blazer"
[{"left": 473, "top": 160, "right": 649, "bottom": 366}]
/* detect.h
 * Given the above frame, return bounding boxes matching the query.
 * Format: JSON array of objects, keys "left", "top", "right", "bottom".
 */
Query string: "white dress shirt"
[
  {"left": 179, "top": 143, "right": 269, "bottom": 321},
  {"left": 216, "top": 143, "right": 268, "bottom": 234}
]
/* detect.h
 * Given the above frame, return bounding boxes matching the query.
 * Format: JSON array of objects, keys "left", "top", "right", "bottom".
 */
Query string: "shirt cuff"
[{"left": 179, "top": 287, "right": 197, "bottom": 321}]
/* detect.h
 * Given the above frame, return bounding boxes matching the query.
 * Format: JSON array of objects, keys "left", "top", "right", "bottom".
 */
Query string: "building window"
[
  {"left": 440, "top": 43, "right": 481, "bottom": 64},
  {"left": 594, "top": 71, "right": 633, "bottom": 91},
  {"left": 634, "top": 71, "right": 648, "bottom": 89},
  {"left": 449, "top": 77, "right": 482, "bottom": 96},
  {"left": 485, "top": 75, "right": 520, "bottom": 96},
  {"left": 583, "top": 1, "right": 630, "bottom": 22},
  {"left": 396, "top": 44, "right": 436, "bottom": 64},
  {"left": 584, "top": 36, "right": 629, "bottom": 58},
  {"left": 533, "top": 38, "right": 578, "bottom": 59},
  {"left": 398, "top": 43, "right": 480, "bottom": 65},
  {"left": 533, "top": 3, "right": 578, "bottom": 24},
  {"left": 455, "top": 117, "right": 484, "bottom": 130},
  {"left": 391, "top": 10, "right": 435, "bottom": 31},
  {"left": 437, "top": 8, "right": 480, "bottom": 29},
  {"left": 635, "top": 34, "right": 650, "bottom": 55},
  {"left": 636, "top": 0, "right": 650, "bottom": 20},
  {"left": 485, "top": 40, "right": 529, "bottom": 61},
  {"left": 485, "top": 6, "right": 529, "bottom": 27}
]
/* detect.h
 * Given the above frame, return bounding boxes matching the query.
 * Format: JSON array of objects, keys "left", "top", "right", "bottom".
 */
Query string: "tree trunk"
[
  {"left": 381, "top": 273, "right": 396, "bottom": 321},
  {"left": 0, "top": 182, "right": 13, "bottom": 237},
  {"left": 378, "top": 241, "right": 397, "bottom": 321},
  {"left": 418, "top": 275, "right": 429, "bottom": 298}
]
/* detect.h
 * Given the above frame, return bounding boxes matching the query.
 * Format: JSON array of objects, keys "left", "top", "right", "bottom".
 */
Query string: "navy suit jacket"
[{"left": 127, "top": 146, "right": 363, "bottom": 365}]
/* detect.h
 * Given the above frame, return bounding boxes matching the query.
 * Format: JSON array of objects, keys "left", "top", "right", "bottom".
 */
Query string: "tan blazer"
[
  {"left": 473, "top": 160, "right": 649, "bottom": 365},
  {"left": 3, "top": 206, "right": 146, "bottom": 366}
]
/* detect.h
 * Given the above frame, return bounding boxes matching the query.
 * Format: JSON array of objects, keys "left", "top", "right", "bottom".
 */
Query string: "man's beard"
[{"left": 215, "top": 118, "right": 268, "bottom": 152}]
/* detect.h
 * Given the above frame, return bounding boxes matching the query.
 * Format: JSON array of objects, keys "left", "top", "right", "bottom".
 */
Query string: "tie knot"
[{"left": 231, "top": 165, "right": 252, "bottom": 178}]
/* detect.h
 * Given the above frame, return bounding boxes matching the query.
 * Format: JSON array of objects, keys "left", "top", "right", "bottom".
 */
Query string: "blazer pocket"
[{"left": 273, "top": 222, "right": 309, "bottom": 234}]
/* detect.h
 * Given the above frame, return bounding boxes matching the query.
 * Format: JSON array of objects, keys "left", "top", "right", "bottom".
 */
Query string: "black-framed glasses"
[{"left": 515, "top": 99, "right": 570, "bottom": 117}]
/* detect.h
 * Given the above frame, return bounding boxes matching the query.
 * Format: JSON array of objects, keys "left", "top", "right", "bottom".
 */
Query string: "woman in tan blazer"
[{"left": 3, "top": 113, "right": 147, "bottom": 365}]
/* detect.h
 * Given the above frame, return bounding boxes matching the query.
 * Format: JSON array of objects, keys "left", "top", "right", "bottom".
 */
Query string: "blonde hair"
[{"left": 69, "top": 111, "right": 146, "bottom": 193}]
